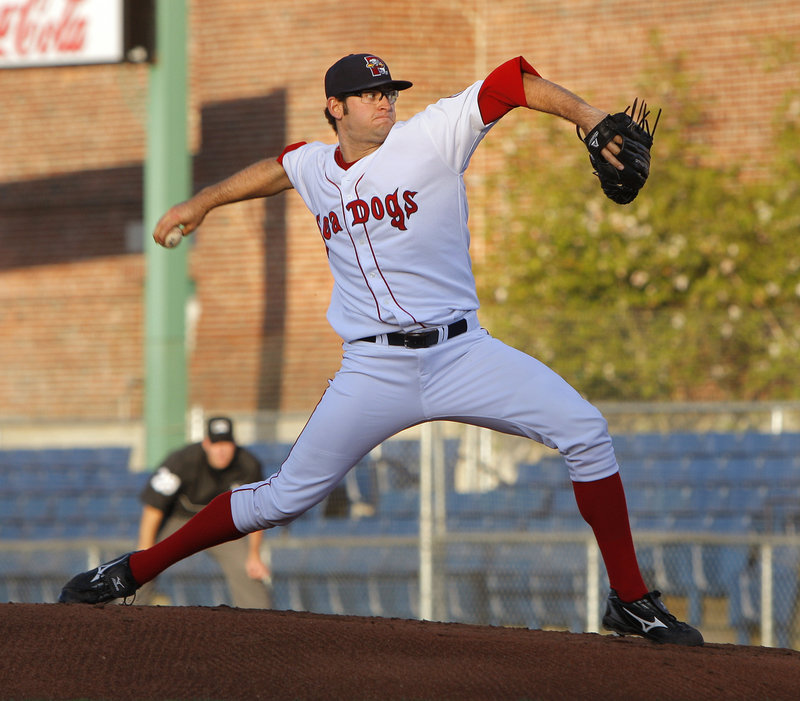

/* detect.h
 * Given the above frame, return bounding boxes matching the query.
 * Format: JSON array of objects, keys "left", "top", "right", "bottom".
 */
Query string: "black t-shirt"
[{"left": 140, "top": 442, "right": 263, "bottom": 521}]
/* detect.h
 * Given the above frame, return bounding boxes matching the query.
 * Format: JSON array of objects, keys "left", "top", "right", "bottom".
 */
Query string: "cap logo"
[
  {"left": 210, "top": 418, "right": 230, "bottom": 434},
  {"left": 364, "top": 55, "right": 388, "bottom": 77}
]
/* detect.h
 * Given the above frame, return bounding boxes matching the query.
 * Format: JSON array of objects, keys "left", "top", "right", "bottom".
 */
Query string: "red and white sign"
[{"left": 0, "top": 0, "right": 124, "bottom": 68}]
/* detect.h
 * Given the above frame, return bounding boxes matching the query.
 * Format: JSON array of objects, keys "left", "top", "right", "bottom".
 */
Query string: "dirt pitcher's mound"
[{"left": 2, "top": 603, "right": 799, "bottom": 700}]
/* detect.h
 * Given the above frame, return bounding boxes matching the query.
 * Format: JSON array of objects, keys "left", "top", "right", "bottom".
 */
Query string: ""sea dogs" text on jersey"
[{"left": 316, "top": 189, "right": 418, "bottom": 239}]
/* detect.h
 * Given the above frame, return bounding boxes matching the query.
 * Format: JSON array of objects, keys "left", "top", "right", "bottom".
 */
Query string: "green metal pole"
[{"left": 143, "top": 0, "right": 190, "bottom": 467}]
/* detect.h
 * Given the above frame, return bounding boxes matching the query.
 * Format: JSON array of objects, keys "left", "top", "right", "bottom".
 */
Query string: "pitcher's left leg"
[
  {"left": 422, "top": 333, "right": 617, "bottom": 480},
  {"left": 422, "top": 332, "right": 646, "bottom": 601}
]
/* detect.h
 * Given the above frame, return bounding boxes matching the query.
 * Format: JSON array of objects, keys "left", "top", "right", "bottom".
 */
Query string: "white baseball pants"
[{"left": 231, "top": 314, "right": 619, "bottom": 533}]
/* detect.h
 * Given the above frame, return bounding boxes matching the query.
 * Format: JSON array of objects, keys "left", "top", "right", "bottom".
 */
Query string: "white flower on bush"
[{"left": 630, "top": 270, "right": 649, "bottom": 288}]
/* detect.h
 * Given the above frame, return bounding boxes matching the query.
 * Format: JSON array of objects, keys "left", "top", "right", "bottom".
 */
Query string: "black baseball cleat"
[
  {"left": 58, "top": 552, "right": 140, "bottom": 604},
  {"left": 603, "top": 589, "right": 704, "bottom": 646}
]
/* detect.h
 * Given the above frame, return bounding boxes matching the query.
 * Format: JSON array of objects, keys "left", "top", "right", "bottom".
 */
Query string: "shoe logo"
[
  {"left": 111, "top": 576, "right": 124, "bottom": 591},
  {"left": 90, "top": 554, "right": 128, "bottom": 583},
  {"left": 626, "top": 610, "right": 668, "bottom": 633}
]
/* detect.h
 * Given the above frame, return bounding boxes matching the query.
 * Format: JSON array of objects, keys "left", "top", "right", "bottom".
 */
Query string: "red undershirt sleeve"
[
  {"left": 277, "top": 141, "right": 306, "bottom": 165},
  {"left": 477, "top": 56, "right": 540, "bottom": 124}
]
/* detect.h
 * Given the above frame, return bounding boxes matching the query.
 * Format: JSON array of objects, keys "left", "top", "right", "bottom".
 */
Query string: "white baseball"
[{"left": 164, "top": 227, "right": 183, "bottom": 248}]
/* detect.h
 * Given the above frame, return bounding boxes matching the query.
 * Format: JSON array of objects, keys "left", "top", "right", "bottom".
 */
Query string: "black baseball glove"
[{"left": 581, "top": 99, "right": 661, "bottom": 205}]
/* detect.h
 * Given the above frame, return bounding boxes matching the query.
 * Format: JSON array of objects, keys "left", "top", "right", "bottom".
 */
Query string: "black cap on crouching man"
[
  {"left": 324, "top": 53, "right": 413, "bottom": 98},
  {"left": 207, "top": 416, "right": 235, "bottom": 444}
]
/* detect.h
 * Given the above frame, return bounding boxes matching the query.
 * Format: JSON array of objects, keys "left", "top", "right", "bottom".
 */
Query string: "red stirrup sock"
[
  {"left": 572, "top": 473, "right": 648, "bottom": 602},
  {"left": 128, "top": 492, "right": 244, "bottom": 585}
]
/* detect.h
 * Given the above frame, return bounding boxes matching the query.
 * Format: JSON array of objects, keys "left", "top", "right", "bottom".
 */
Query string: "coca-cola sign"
[{"left": 0, "top": 0, "right": 125, "bottom": 67}]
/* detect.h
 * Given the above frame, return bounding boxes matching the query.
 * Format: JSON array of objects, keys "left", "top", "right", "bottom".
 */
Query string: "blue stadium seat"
[
  {"left": 268, "top": 548, "right": 332, "bottom": 613},
  {"left": 156, "top": 552, "right": 229, "bottom": 606},
  {"left": 244, "top": 442, "right": 292, "bottom": 474},
  {"left": 728, "top": 545, "right": 800, "bottom": 648},
  {"left": 681, "top": 486, "right": 765, "bottom": 515},
  {"left": 0, "top": 492, "right": 17, "bottom": 519},
  {"left": 444, "top": 541, "right": 489, "bottom": 622},
  {"left": 378, "top": 490, "right": 418, "bottom": 521},
  {"left": 485, "top": 542, "right": 587, "bottom": 631},
  {"left": 516, "top": 455, "right": 570, "bottom": 487},
  {"left": 551, "top": 486, "right": 578, "bottom": 516},
  {"left": 659, "top": 513, "right": 754, "bottom": 627},
  {"left": 0, "top": 446, "right": 143, "bottom": 541},
  {"left": 369, "top": 436, "right": 462, "bottom": 492},
  {"left": 645, "top": 457, "right": 695, "bottom": 485},
  {"left": 617, "top": 457, "right": 660, "bottom": 485},
  {"left": 611, "top": 433, "right": 674, "bottom": 459},
  {"left": 365, "top": 546, "right": 419, "bottom": 618},
  {"left": 756, "top": 456, "right": 800, "bottom": 482},
  {"left": 446, "top": 488, "right": 550, "bottom": 531},
  {"left": 611, "top": 431, "right": 800, "bottom": 463},
  {"left": 650, "top": 433, "right": 702, "bottom": 458},
  {"left": 624, "top": 485, "right": 663, "bottom": 515},
  {"left": 0, "top": 548, "right": 93, "bottom": 603},
  {"left": 738, "top": 432, "right": 800, "bottom": 458},
  {"left": 683, "top": 456, "right": 729, "bottom": 485},
  {"left": 87, "top": 446, "right": 131, "bottom": 469},
  {"left": 756, "top": 494, "right": 800, "bottom": 534},
  {"left": 718, "top": 457, "right": 759, "bottom": 483},
  {"left": 270, "top": 544, "right": 420, "bottom": 618}
]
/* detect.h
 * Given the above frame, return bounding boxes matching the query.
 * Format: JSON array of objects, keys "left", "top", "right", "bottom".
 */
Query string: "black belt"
[{"left": 358, "top": 318, "right": 468, "bottom": 349}]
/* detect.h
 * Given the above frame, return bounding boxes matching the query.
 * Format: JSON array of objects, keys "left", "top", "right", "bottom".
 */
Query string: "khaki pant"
[{"left": 136, "top": 515, "right": 272, "bottom": 609}]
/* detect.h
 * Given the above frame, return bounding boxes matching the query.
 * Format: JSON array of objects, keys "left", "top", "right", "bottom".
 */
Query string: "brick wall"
[{"left": 1, "top": 0, "right": 798, "bottom": 421}]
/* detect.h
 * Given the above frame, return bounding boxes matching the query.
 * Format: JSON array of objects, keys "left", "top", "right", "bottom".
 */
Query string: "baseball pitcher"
[{"left": 60, "top": 53, "right": 699, "bottom": 646}]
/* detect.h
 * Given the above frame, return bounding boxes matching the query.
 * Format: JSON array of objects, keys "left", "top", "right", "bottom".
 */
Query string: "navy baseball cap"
[
  {"left": 325, "top": 53, "right": 412, "bottom": 98},
  {"left": 207, "top": 416, "right": 235, "bottom": 443}
]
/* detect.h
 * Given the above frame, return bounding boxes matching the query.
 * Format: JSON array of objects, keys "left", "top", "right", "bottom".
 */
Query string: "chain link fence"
[{"left": 2, "top": 408, "right": 800, "bottom": 648}]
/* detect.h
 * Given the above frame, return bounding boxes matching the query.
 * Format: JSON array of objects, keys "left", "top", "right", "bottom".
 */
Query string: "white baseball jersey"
[{"left": 279, "top": 57, "right": 536, "bottom": 342}]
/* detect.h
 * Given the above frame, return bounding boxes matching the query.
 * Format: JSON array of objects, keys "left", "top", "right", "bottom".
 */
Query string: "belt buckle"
[{"left": 403, "top": 328, "right": 438, "bottom": 349}]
